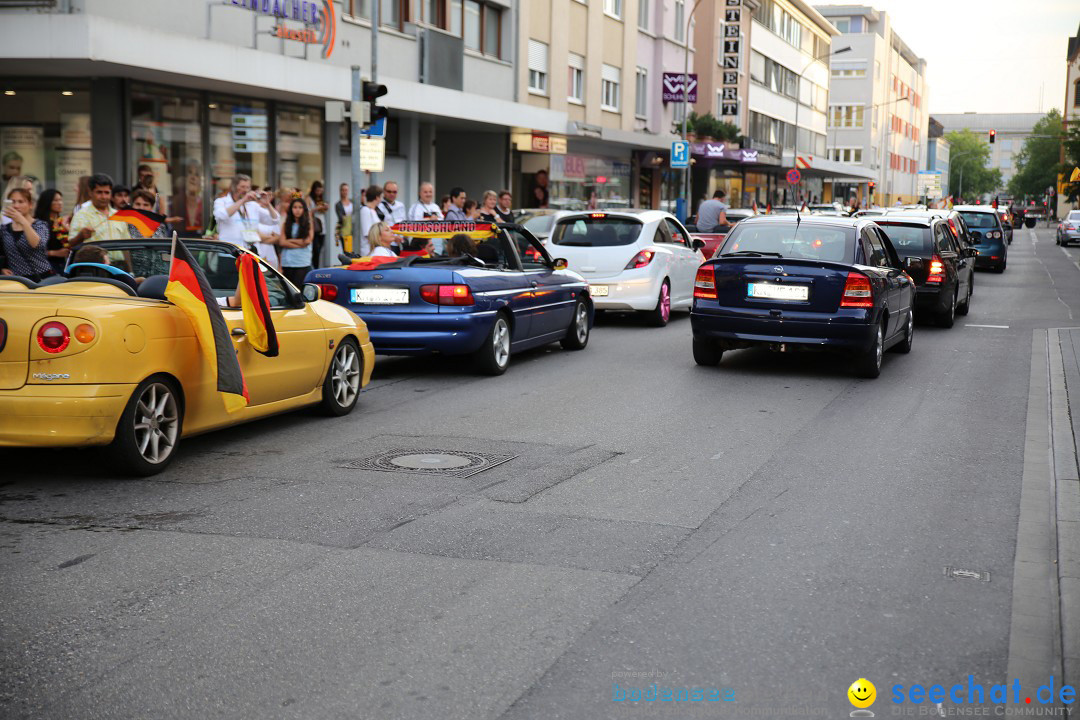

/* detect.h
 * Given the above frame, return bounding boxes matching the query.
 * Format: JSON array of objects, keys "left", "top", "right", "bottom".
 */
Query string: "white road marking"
[
  {"left": 965, "top": 324, "right": 1010, "bottom": 329},
  {"left": 1062, "top": 246, "right": 1073, "bottom": 258},
  {"left": 711, "top": 452, "right": 724, "bottom": 460}
]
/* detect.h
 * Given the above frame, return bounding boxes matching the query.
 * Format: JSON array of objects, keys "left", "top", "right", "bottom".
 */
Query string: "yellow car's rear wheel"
[{"left": 108, "top": 375, "right": 183, "bottom": 476}]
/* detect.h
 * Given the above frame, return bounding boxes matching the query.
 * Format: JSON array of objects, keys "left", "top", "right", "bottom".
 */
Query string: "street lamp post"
[
  {"left": 680, "top": 0, "right": 705, "bottom": 222},
  {"left": 792, "top": 46, "right": 850, "bottom": 202}
]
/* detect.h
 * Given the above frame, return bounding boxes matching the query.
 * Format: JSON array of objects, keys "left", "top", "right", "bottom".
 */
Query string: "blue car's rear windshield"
[
  {"left": 877, "top": 223, "right": 933, "bottom": 255},
  {"left": 959, "top": 212, "right": 998, "bottom": 229},
  {"left": 719, "top": 222, "right": 856, "bottom": 263}
]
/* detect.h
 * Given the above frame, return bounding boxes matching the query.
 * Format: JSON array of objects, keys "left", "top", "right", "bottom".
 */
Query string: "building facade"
[
  {"left": 934, "top": 112, "right": 1047, "bottom": 196},
  {"left": 518, "top": 0, "right": 687, "bottom": 213},
  {"left": 1062, "top": 23, "right": 1080, "bottom": 216},
  {"left": 925, "top": 116, "right": 950, "bottom": 198},
  {"left": 815, "top": 5, "right": 928, "bottom": 206},
  {"left": 685, "top": 0, "right": 874, "bottom": 210}
]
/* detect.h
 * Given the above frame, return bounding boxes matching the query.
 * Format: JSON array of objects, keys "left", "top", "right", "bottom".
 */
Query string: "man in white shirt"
[
  {"left": 379, "top": 181, "right": 407, "bottom": 224},
  {"left": 212, "top": 174, "right": 279, "bottom": 261},
  {"left": 407, "top": 181, "right": 443, "bottom": 221},
  {"left": 70, "top": 174, "right": 130, "bottom": 243}
]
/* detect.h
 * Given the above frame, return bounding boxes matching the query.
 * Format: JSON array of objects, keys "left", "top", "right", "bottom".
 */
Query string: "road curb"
[
  {"left": 1052, "top": 327, "right": 1080, "bottom": 688},
  {"left": 1006, "top": 330, "right": 1065, "bottom": 696}
]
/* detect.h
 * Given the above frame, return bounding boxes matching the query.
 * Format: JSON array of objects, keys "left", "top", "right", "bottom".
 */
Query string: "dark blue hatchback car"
[{"left": 691, "top": 216, "right": 915, "bottom": 378}]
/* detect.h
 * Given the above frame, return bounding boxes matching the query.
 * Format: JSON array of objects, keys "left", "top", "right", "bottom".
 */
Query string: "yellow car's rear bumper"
[{"left": 0, "top": 384, "right": 133, "bottom": 447}]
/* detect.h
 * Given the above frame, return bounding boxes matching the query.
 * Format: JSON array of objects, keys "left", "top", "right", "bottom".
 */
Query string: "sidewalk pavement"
[{"left": 1010, "top": 328, "right": 1080, "bottom": 698}]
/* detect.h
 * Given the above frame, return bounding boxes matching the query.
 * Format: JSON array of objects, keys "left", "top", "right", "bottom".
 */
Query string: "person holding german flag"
[{"left": 114, "top": 189, "right": 170, "bottom": 238}]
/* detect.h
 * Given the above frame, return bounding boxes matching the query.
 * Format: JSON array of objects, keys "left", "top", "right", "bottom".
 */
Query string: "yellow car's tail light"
[{"left": 74, "top": 323, "right": 96, "bottom": 343}]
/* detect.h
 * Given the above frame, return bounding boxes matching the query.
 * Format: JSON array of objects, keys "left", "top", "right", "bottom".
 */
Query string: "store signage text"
[
  {"left": 662, "top": 73, "right": 698, "bottom": 104},
  {"left": 720, "top": 1, "right": 740, "bottom": 119},
  {"left": 226, "top": 0, "right": 337, "bottom": 58}
]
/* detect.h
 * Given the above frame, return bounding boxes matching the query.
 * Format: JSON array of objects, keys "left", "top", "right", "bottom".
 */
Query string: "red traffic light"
[{"left": 989, "top": 129, "right": 996, "bottom": 144}]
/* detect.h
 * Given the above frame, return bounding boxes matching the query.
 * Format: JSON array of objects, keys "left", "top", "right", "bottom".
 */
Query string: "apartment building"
[
  {"left": 815, "top": 5, "right": 928, "bottom": 206},
  {"left": 519, "top": 0, "right": 689, "bottom": 210},
  {"left": 934, "top": 113, "right": 1046, "bottom": 195}
]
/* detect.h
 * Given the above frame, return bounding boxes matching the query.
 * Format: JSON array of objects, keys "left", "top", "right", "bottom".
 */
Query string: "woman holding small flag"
[{"left": 119, "top": 190, "right": 171, "bottom": 238}]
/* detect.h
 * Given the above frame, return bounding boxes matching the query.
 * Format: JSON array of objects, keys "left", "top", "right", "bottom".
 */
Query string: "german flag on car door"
[
  {"left": 235, "top": 253, "right": 279, "bottom": 357},
  {"left": 165, "top": 237, "right": 249, "bottom": 412}
]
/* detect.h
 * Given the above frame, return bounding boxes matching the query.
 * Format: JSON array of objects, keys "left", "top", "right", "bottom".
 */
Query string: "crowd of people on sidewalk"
[{"left": 0, "top": 169, "right": 516, "bottom": 283}]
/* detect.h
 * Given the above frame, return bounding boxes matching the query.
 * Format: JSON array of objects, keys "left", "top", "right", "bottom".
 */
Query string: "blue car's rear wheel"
[
  {"left": 560, "top": 299, "right": 590, "bottom": 350},
  {"left": 475, "top": 313, "right": 511, "bottom": 376},
  {"left": 692, "top": 336, "right": 723, "bottom": 366},
  {"left": 854, "top": 323, "right": 884, "bottom": 379}
]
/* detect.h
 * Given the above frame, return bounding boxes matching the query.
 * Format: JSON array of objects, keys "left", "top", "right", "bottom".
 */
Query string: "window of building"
[
  {"left": 208, "top": 96, "right": 269, "bottom": 199},
  {"left": 346, "top": 0, "right": 370, "bottom": 19},
  {"left": 849, "top": 16, "right": 862, "bottom": 32},
  {"left": 1075, "top": 79, "right": 1080, "bottom": 107},
  {"left": 635, "top": 66, "right": 648, "bottom": 118},
  {"left": 750, "top": 51, "right": 766, "bottom": 84},
  {"left": 604, "top": 0, "right": 622, "bottom": 19},
  {"left": 875, "top": 60, "right": 881, "bottom": 79},
  {"left": 483, "top": 4, "right": 501, "bottom": 56},
  {"left": 601, "top": 64, "right": 621, "bottom": 112},
  {"left": 449, "top": 0, "right": 462, "bottom": 34},
  {"left": 1001, "top": 139, "right": 1013, "bottom": 151},
  {"left": 833, "top": 18, "right": 849, "bottom": 33},
  {"left": 674, "top": 0, "right": 685, "bottom": 42},
  {"left": 828, "top": 105, "right": 864, "bottom": 128},
  {"left": 568, "top": 54, "right": 585, "bottom": 104},
  {"left": 1000, "top": 156, "right": 1012, "bottom": 169},
  {"left": 464, "top": 0, "right": 481, "bottom": 50},
  {"left": 638, "top": 0, "right": 649, "bottom": 31},
  {"left": 829, "top": 147, "right": 864, "bottom": 164},
  {"left": 528, "top": 40, "right": 548, "bottom": 95},
  {"left": 831, "top": 64, "right": 867, "bottom": 78},
  {"left": 276, "top": 105, "right": 322, "bottom": 197},
  {"left": 1, "top": 83, "right": 93, "bottom": 214},
  {"left": 380, "top": 0, "right": 409, "bottom": 30}
]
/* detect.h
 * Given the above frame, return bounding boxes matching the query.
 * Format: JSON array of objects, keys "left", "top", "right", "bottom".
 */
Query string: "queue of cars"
[
  {"left": 0, "top": 206, "right": 1011, "bottom": 474},
  {"left": 690, "top": 205, "right": 1005, "bottom": 378}
]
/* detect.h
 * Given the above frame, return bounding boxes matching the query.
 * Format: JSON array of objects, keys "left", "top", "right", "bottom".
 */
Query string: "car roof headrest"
[{"left": 137, "top": 274, "right": 169, "bottom": 299}]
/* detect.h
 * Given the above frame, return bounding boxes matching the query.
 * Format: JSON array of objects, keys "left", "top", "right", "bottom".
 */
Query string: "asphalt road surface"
[{"left": 1, "top": 227, "right": 1073, "bottom": 719}]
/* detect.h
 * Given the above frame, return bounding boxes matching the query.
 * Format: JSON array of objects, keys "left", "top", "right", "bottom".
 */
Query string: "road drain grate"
[
  {"left": 344, "top": 449, "right": 518, "bottom": 478},
  {"left": 944, "top": 566, "right": 990, "bottom": 582}
]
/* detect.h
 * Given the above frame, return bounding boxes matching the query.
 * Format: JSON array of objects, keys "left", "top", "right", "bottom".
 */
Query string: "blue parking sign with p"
[{"left": 671, "top": 141, "right": 690, "bottom": 169}]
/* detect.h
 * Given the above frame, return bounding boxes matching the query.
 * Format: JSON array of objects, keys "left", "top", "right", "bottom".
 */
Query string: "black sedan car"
[
  {"left": 876, "top": 214, "right": 976, "bottom": 328},
  {"left": 691, "top": 216, "right": 915, "bottom": 378}
]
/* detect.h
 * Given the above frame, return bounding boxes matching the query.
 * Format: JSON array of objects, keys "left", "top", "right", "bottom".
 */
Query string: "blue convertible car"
[
  {"left": 690, "top": 215, "right": 915, "bottom": 378},
  {"left": 306, "top": 222, "right": 592, "bottom": 375}
]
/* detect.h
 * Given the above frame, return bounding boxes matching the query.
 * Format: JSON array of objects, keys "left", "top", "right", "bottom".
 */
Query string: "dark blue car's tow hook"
[{"left": 770, "top": 309, "right": 782, "bottom": 318}]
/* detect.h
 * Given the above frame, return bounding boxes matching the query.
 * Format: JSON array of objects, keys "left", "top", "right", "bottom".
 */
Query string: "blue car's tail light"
[
  {"left": 420, "top": 284, "right": 475, "bottom": 306},
  {"left": 693, "top": 265, "right": 717, "bottom": 300},
  {"left": 839, "top": 272, "right": 873, "bottom": 308},
  {"left": 317, "top": 284, "right": 338, "bottom": 301}
]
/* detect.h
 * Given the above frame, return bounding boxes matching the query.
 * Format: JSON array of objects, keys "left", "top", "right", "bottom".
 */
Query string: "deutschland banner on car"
[
  {"left": 111, "top": 207, "right": 165, "bottom": 238},
  {"left": 391, "top": 221, "right": 497, "bottom": 240},
  {"left": 236, "top": 253, "right": 279, "bottom": 357},
  {"left": 165, "top": 236, "right": 249, "bottom": 412}
]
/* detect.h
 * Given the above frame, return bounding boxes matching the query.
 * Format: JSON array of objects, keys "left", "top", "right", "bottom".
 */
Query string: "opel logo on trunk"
[{"left": 773, "top": 266, "right": 784, "bottom": 274}]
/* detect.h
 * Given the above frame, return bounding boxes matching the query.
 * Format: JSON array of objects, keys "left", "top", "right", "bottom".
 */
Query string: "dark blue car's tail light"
[
  {"left": 420, "top": 284, "right": 475, "bottom": 306},
  {"left": 693, "top": 265, "right": 717, "bottom": 299},
  {"left": 839, "top": 272, "right": 873, "bottom": 308},
  {"left": 927, "top": 255, "right": 945, "bottom": 283},
  {"left": 317, "top": 284, "right": 338, "bottom": 301}
]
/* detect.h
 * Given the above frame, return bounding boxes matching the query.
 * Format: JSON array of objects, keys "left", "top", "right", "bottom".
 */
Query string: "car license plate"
[
  {"left": 747, "top": 282, "right": 809, "bottom": 301},
  {"left": 351, "top": 288, "right": 409, "bottom": 304},
  {"left": 590, "top": 285, "right": 609, "bottom": 297}
]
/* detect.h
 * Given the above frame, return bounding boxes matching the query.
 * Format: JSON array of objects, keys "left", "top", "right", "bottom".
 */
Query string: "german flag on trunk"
[
  {"left": 236, "top": 253, "right": 279, "bottom": 357},
  {"left": 165, "top": 237, "right": 248, "bottom": 412},
  {"left": 111, "top": 207, "right": 165, "bottom": 237}
]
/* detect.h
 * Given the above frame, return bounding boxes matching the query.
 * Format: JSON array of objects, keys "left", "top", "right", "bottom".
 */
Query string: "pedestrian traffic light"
[
  {"left": 989, "top": 129, "right": 996, "bottom": 144},
  {"left": 362, "top": 81, "right": 388, "bottom": 127}
]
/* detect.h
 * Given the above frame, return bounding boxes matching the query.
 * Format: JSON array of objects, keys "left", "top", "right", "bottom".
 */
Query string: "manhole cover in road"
[
  {"left": 944, "top": 566, "right": 990, "bottom": 582},
  {"left": 344, "top": 449, "right": 518, "bottom": 478}
]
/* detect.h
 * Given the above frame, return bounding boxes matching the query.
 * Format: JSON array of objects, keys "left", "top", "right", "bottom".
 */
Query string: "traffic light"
[
  {"left": 362, "top": 81, "right": 388, "bottom": 127},
  {"left": 989, "top": 129, "right": 996, "bottom": 144},
  {"left": 868, "top": 181, "right": 876, "bottom": 193}
]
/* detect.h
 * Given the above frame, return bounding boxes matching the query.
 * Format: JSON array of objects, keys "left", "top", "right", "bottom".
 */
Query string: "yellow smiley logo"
[{"left": 848, "top": 678, "right": 876, "bottom": 709}]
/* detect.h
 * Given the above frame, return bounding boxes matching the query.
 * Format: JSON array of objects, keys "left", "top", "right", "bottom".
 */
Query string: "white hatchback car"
[{"left": 546, "top": 210, "right": 705, "bottom": 326}]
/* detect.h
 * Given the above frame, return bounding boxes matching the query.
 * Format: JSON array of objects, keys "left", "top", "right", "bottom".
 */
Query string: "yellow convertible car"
[{"left": 0, "top": 239, "right": 375, "bottom": 475}]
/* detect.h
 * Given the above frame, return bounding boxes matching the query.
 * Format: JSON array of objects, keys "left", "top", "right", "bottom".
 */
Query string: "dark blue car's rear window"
[
  {"left": 719, "top": 222, "right": 856, "bottom": 263},
  {"left": 876, "top": 223, "right": 933, "bottom": 255},
  {"left": 959, "top": 212, "right": 997, "bottom": 229}
]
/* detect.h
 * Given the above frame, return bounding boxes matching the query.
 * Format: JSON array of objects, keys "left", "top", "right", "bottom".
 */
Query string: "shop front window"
[
  {"left": 276, "top": 105, "right": 323, "bottom": 198},
  {"left": 548, "top": 154, "right": 632, "bottom": 210},
  {"left": 209, "top": 97, "right": 269, "bottom": 198},
  {"left": 0, "top": 83, "right": 92, "bottom": 208},
  {"left": 131, "top": 85, "right": 203, "bottom": 234}
]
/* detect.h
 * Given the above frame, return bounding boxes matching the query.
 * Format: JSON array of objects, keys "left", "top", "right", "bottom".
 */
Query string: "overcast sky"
[{"left": 821, "top": 0, "right": 1076, "bottom": 115}]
